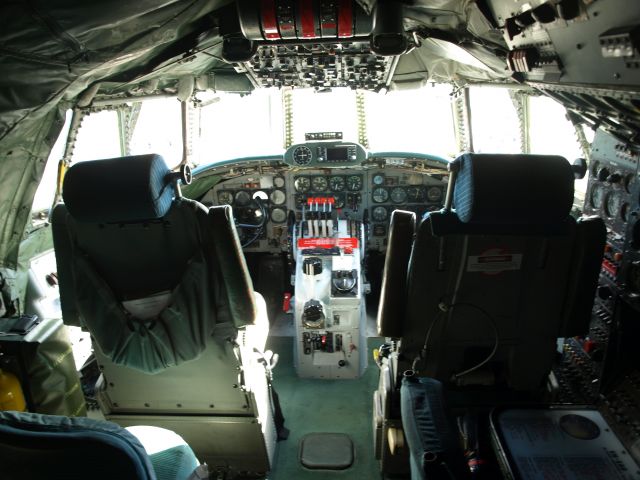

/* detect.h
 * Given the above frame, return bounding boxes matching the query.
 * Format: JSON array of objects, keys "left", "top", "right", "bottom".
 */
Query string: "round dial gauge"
[
  {"left": 346, "top": 175, "right": 362, "bottom": 191},
  {"left": 407, "top": 186, "right": 425, "bottom": 203},
  {"left": 273, "top": 175, "right": 285, "bottom": 188},
  {"left": 372, "top": 206, "right": 388, "bottom": 222},
  {"left": 269, "top": 189, "right": 286, "bottom": 205},
  {"left": 427, "top": 186, "right": 442, "bottom": 203},
  {"left": 372, "top": 173, "right": 385, "bottom": 186},
  {"left": 329, "top": 176, "right": 345, "bottom": 192},
  {"left": 234, "top": 190, "right": 251, "bottom": 206},
  {"left": 311, "top": 176, "right": 329, "bottom": 192},
  {"left": 293, "top": 146, "right": 312, "bottom": 166},
  {"left": 590, "top": 184, "right": 605, "bottom": 209},
  {"left": 294, "top": 176, "right": 311, "bottom": 193},
  {"left": 390, "top": 187, "right": 407, "bottom": 204},
  {"left": 605, "top": 192, "right": 621, "bottom": 218},
  {"left": 372, "top": 187, "right": 389, "bottom": 203},
  {"left": 333, "top": 194, "right": 345, "bottom": 209},
  {"left": 271, "top": 207, "right": 287, "bottom": 223},
  {"left": 218, "top": 191, "right": 233, "bottom": 205}
]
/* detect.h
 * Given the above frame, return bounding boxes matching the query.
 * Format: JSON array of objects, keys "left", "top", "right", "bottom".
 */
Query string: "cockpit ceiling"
[
  {"left": 2, "top": 0, "right": 640, "bottom": 267},
  {"left": 2, "top": 0, "right": 638, "bottom": 132}
]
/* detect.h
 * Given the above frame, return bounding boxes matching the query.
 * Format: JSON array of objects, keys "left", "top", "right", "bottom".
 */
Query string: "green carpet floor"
[{"left": 267, "top": 336, "right": 384, "bottom": 480}]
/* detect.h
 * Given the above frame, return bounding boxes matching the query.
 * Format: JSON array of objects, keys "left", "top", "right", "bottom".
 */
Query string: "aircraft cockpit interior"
[{"left": 1, "top": 1, "right": 640, "bottom": 479}]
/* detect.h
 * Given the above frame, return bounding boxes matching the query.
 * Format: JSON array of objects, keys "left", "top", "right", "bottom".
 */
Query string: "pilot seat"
[
  {"left": 373, "top": 153, "right": 606, "bottom": 478},
  {"left": 51, "top": 154, "right": 278, "bottom": 476}
]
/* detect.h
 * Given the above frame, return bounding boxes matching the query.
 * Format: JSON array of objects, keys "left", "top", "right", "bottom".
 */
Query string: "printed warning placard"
[{"left": 467, "top": 249, "right": 522, "bottom": 274}]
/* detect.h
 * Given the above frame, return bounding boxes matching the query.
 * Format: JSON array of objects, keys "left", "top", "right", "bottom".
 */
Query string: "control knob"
[
  {"left": 302, "top": 300, "right": 325, "bottom": 329},
  {"left": 303, "top": 257, "right": 323, "bottom": 276}
]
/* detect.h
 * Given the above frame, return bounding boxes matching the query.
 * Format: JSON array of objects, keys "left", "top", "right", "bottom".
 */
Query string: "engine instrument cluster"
[{"left": 554, "top": 129, "right": 640, "bottom": 462}]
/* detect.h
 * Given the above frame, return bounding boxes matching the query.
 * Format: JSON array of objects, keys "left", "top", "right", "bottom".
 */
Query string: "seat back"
[
  {"left": 378, "top": 154, "right": 605, "bottom": 391},
  {"left": 0, "top": 411, "right": 155, "bottom": 480},
  {"left": 51, "top": 155, "right": 275, "bottom": 472}
]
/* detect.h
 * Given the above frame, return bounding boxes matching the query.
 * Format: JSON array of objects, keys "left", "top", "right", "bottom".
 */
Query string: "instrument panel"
[{"left": 201, "top": 164, "right": 447, "bottom": 254}]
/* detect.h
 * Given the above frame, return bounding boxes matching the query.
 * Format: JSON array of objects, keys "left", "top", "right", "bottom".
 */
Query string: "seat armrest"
[
  {"left": 560, "top": 216, "right": 606, "bottom": 337},
  {"left": 377, "top": 210, "right": 415, "bottom": 337},
  {"left": 209, "top": 205, "right": 257, "bottom": 328},
  {"left": 242, "top": 292, "right": 270, "bottom": 354}
]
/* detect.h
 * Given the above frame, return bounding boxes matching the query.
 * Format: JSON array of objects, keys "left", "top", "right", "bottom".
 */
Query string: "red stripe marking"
[
  {"left": 299, "top": 0, "right": 317, "bottom": 38},
  {"left": 261, "top": 0, "right": 281, "bottom": 39},
  {"left": 338, "top": 0, "right": 353, "bottom": 38},
  {"left": 298, "top": 237, "right": 359, "bottom": 249}
]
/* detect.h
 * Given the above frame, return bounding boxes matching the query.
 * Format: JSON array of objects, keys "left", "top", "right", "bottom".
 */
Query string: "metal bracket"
[
  {"left": 509, "top": 89, "right": 531, "bottom": 153},
  {"left": 451, "top": 87, "right": 473, "bottom": 153}
]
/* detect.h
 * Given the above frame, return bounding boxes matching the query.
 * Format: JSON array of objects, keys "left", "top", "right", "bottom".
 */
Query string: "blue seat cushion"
[
  {"left": 400, "top": 377, "right": 469, "bottom": 479},
  {"left": 0, "top": 411, "right": 155, "bottom": 480}
]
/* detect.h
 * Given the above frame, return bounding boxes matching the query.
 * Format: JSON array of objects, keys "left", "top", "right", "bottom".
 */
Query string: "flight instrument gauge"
[
  {"left": 269, "top": 189, "right": 286, "bottom": 205},
  {"left": 271, "top": 208, "right": 287, "bottom": 223},
  {"left": 312, "top": 176, "right": 329, "bottom": 192},
  {"left": 372, "top": 173, "right": 385, "bottom": 186},
  {"left": 407, "top": 186, "right": 425, "bottom": 203},
  {"left": 372, "top": 206, "right": 388, "bottom": 222},
  {"left": 372, "top": 187, "right": 389, "bottom": 203},
  {"left": 390, "top": 187, "right": 407, "bottom": 204},
  {"left": 329, "top": 176, "right": 345, "bottom": 192},
  {"left": 590, "top": 184, "right": 605, "bottom": 209},
  {"left": 427, "top": 186, "right": 443, "bottom": 203},
  {"left": 293, "top": 146, "right": 312, "bottom": 165},
  {"left": 273, "top": 175, "right": 285, "bottom": 188},
  {"left": 333, "top": 194, "right": 345, "bottom": 209},
  {"left": 604, "top": 192, "right": 621, "bottom": 218},
  {"left": 346, "top": 175, "right": 362, "bottom": 191},
  {"left": 234, "top": 190, "right": 251, "bottom": 206},
  {"left": 294, "top": 176, "right": 311, "bottom": 193},
  {"left": 218, "top": 191, "right": 234, "bottom": 205}
]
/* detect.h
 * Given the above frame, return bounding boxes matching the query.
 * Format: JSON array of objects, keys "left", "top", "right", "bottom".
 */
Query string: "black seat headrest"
[
  {"left": 62, "top": 154, "right": 175, "bottom": 223},
  {"left": 452, "top": 153, "right": 574, "bottom": 225}
]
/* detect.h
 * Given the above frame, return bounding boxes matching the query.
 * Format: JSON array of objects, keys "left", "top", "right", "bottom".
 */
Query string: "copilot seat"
[{"left": 374, "top": 153, "right": 605, "bottom": 478}]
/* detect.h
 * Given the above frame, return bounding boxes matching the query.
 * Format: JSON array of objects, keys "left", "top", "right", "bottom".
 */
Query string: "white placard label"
[{"left": 467, "top": 251, "right": 522, "bottom": 274}]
